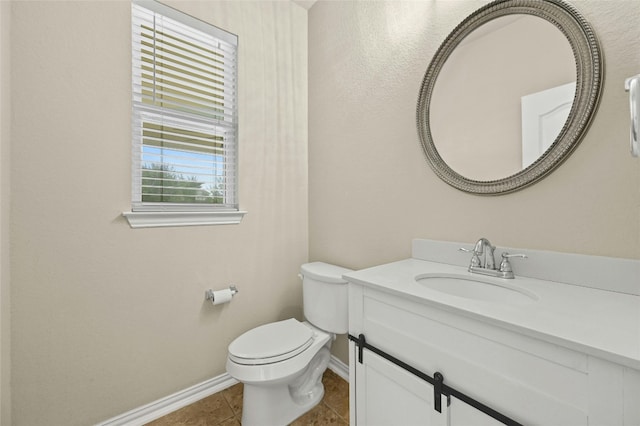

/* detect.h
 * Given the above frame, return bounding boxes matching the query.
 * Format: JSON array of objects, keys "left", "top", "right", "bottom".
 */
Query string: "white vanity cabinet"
[
  {"left": 345, "top": 241, "right": 640, "bottom": 426},
  {"left": 353, "top": 345, "right": 449, "bottom": 426}
]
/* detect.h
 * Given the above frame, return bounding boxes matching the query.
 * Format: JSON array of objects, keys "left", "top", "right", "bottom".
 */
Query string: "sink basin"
[{"left": 415, "top": 273, "right": 538, "bottom": 304}]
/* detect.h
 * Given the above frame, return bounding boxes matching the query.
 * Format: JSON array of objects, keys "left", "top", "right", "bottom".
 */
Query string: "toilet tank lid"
[{"left": 300, "top": 262, "right": 353, "bottom": 284}]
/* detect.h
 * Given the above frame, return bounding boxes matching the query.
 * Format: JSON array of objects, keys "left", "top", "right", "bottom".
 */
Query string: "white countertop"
[{"left": 344, "top": 257, "right": 640, "bottom": 370}]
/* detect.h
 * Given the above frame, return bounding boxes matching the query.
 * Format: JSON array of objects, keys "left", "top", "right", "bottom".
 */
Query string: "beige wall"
[
  {"left": 309, "top": 0, "right": 640, "bottom": 363},
  {"left": 9, "top": 1, "right": 307, "bottom": 425},
  {"left": 1, "top": 1, "right": 11, "bottom": 424}
]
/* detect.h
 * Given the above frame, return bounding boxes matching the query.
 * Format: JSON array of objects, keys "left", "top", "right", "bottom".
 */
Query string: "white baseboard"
[
  {"left": 95, "top": 374, "right": 238, "bottom": 426},
  {"left": 96, "top": 355, "right": 349, "bottom": 426},
  {"left": 328, "top": 354, "right": 349, "bottom": 382}
]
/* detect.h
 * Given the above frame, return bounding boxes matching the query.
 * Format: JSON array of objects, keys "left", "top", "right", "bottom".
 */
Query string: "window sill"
[{"left": 122, "top": 210, "right": 247, "bottom": 228}]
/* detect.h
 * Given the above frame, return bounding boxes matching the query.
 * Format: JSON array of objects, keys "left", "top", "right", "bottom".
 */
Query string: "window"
[{"left": 124, "top": 0, "right": 245, "bottom": 228}]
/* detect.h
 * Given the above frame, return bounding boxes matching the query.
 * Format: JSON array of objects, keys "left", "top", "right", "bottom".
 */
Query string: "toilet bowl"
[
  {"left": 225, "top": 262, "right": 352, "bottom": 426},
  {"left": 226, "top": 320, "right": 332, "bottom": 425}
]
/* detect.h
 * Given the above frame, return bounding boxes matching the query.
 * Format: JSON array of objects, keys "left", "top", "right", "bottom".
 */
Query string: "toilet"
[{"left": 225, "top": 262, "right": 352, "bottom": 426}]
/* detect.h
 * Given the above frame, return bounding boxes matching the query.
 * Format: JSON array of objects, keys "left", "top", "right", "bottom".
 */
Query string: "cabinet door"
[
  {"left": 449, "top": 397, "right": 504, "bottom": 426},
  {"left": 354, "top": 347, "right": 449, "bottom": 426}
]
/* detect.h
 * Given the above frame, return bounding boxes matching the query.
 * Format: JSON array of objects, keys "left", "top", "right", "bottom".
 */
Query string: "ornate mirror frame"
[{"left": 416, "top": 0, "right": 603, "bottom": 195}]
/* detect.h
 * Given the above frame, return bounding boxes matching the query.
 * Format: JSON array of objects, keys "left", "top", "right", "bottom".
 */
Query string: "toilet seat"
[{"left": 228, "top": 319, "right": 314, "bottom": 365}]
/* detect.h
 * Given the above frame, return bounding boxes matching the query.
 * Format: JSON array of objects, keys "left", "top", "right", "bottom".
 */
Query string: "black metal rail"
[{"left": 348, "top": 333, "right": 524, "bottom": 426}]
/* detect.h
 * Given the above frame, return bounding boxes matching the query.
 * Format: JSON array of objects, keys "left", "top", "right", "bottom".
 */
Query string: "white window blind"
[{"left": 131, "top": 1, "right": 238, "bottom": 212}]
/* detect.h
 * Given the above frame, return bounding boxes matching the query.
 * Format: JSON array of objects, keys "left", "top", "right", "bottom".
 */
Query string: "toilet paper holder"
[{"left": 205, "top": 285, "right": 239, "bottom": 304}]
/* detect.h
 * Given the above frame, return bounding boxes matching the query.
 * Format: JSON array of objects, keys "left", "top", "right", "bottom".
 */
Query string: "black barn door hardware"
[{"left": 348, "top": 333, "right": 523, "bottom": 426}]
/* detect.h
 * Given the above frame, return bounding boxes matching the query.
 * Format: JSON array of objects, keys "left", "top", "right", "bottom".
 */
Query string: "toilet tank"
[{"left": 300, "top": 262, "right": 353, "bottom": 334}]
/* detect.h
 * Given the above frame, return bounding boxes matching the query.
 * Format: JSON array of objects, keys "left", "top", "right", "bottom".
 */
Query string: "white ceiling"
[{"left": 292, "top": 0, "right": 317, "bottom": 10}]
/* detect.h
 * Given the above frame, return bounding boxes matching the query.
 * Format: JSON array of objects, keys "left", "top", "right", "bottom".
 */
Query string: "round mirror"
[{"left": 416, "top": 0, "right": 603, "bottom": 194}]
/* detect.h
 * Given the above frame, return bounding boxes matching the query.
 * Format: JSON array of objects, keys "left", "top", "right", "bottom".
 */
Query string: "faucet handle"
[
  {"left": 499, "top": 253, "right": 527, "bottom": 273},
  {"left": 459, "top": 247, "right": 481, "bottom": 268},
  {"left": 502, "top": 253, "right": 527, "bottom": 259}
]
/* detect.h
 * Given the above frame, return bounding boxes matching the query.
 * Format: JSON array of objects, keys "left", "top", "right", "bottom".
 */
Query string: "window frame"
[{"left": 123, "top": 0, "right": 246, "bottom": 228}]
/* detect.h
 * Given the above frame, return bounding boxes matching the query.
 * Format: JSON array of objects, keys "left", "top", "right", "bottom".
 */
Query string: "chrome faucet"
[
  {"left": 460, "top": 238, "right": 527, "bottom": 279},
  {"left": 473, "top": 237, "right": 496, "bottom": 269}
]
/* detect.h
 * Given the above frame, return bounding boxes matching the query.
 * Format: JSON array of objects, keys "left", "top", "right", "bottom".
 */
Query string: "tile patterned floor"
[{"left": 146, "top": 369, "right": 349, "bottom": 426}]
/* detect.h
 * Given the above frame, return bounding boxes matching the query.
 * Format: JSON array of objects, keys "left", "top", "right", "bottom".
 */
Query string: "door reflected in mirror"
[{"left": 430, "top": 15, "right": 576, "bottom": 182}]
